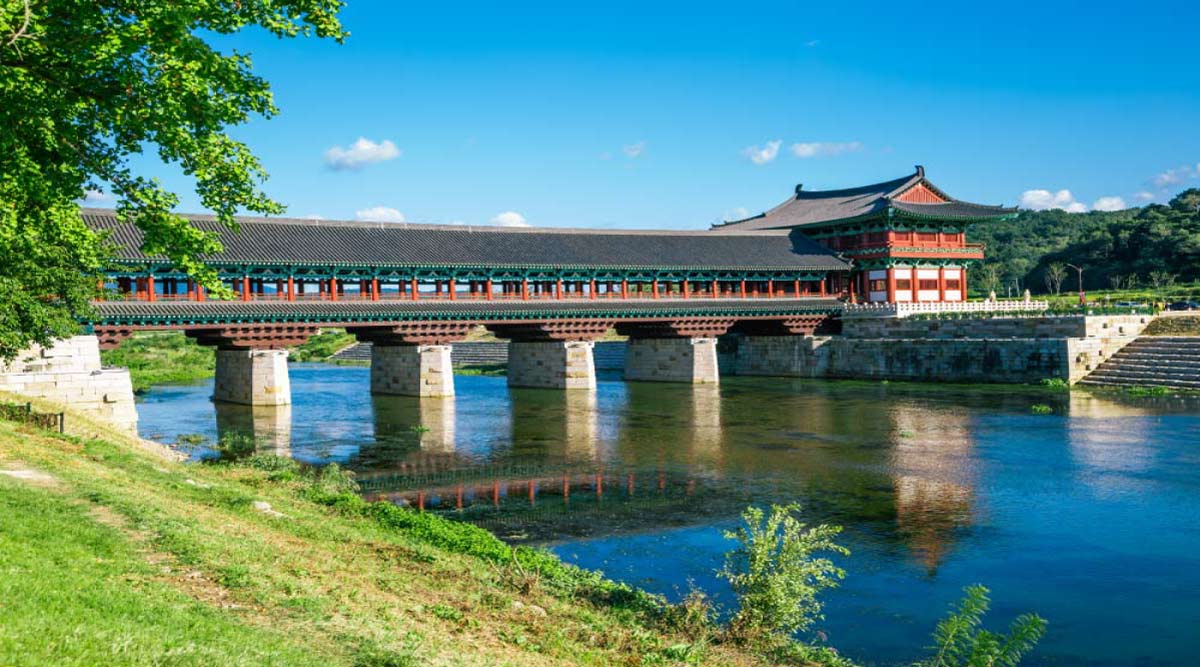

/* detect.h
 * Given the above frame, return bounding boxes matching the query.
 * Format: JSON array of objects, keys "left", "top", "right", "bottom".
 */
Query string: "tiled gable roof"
[
  {"left": 82, "top": 209, "right": 849, "bottom": 272},
  {"left": 710, "top": 167, "right": 1014, "bottom": 232}
]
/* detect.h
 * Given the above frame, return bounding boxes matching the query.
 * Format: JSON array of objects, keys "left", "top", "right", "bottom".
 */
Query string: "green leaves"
[
  {"left": 718, "top": 503, "right": 850, "bottom": 642},
  {"left": 923, "top": 585, "right": 1047, "bottom": 667},
  {"left": 0, "top": 0, "right": 346, "bottom": 356}
]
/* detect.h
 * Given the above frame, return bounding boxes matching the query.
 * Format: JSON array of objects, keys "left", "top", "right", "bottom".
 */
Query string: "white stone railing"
[{"left": 841, "top": 300, "right": 1051, "bottom": 319}]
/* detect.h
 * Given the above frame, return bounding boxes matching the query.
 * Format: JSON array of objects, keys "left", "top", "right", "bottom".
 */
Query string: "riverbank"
[{"left": 0, "top": 401, "right": 844, "bottom": 667}]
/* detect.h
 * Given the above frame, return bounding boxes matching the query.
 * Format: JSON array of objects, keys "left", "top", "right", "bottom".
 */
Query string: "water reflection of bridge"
[{"left": 214, "top": 379, "right": 1182, "bottom": 559}]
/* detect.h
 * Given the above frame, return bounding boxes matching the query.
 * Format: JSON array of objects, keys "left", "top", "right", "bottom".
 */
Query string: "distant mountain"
[{"left": 969, "top": 189, "right": 1200, "bottom": 295}]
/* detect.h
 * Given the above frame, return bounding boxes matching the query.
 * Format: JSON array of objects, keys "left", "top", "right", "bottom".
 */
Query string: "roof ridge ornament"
[{"left": 915, "top": 164, "right": 925, "bottom": 178}]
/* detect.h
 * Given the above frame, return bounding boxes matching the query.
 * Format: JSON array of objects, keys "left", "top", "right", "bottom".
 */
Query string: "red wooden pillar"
[
  {"left": 485, "top": 278, "right": 494, "bottom": 301},
  {"left": 186, "top": 279, "right": 195, "bottom": 300},
  {"left": 793, "top": 279, "right": 800, "bottom": 296},
  {"left": 711, "top": 279, "right": 718, "bottom": 298},
  {"left": 521, "top": 279, "right": 529, "bottom": 301},
  {"left": 621, "top": 279, "right": 629, "bottom": 299},
  {"left": 937, "top": 267, "right": 946, "bottom": 302},
  {"left": 555, "top": 279, "right": 563, "bottom": 300},
  {"left": 371, "top": 278, "right": 380, "bottom": 301},
  {"left": 819, "top": 277, "right": 827, "bottom": 297},
  {"left": 448, "top": 278, "right": 457, "bottom": 301},
  {"left": 241, "top": 276, "right": 251, "bottom": 302},
  {"left": 330, "top": 277, "right": 339, "bottom": 301},
  {"left": 961, "top": 269, "right": 968, "bottom": 300},
  {"left": 286, "top": 276, "right": 295, "bottom": 301},
  {"left": 146, "top": 275, "right": 156, "bottom": 302},
  {"left": 196, "top": 285, "right": 206, "bottom": 301},
  {"left": 887, "top": 268, "right": 897, "bottom": 304},
  {"left": 590, "top": 279, "right": 597, "bottom": 300},
  {"left": 652, "top": 279, "right": 660, "bottom": 299},
  {"left": 739, "top": 279, "right": 747, "bottom": 298},
  {"left": 411, "top": 278, "right": 419, "bottom": 301},
  {"left": 681, "top": 279, "right": 689, "bottom": 299}
]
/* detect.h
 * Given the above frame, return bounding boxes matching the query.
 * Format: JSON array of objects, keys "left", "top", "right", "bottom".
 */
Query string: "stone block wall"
[
  {"left": 625, "top": 337, "right": 719, "bottom": 384},
  {"left": 371, "top": 344, "right": 454, "bottom": 397},
  {"left": 842, "top": 314, "right": 1151, "bottom": 341},
  {"left": 736, "top": 335, "right": 1071, "bottom": 383},
  {"left": 507, "top": 341, "right": 596, "bottom": 390},
  {"left": 0, "top": 335, "right": 137, "bottom": 432}
]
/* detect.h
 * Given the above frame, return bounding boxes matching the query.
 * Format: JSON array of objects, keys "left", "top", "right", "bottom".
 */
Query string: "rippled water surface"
[{"left": 138, "top": 364, "right": 1200, "bottom": 667}]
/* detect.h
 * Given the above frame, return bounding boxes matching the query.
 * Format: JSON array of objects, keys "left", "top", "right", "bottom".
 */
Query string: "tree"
[
  {"left": 979, "top": 264, "right": 1002, "bottom": 296},
  {"left": 1149, "top": 270, "right": 1176, "bottom": 290},
  {"left": 0, "top": 1, "right": 346, "bottom": 359},
  {"left": 1109, "top": 274, "right": 1123, "bottom": 291},
  {"left": 922, "top": 585, "right": 1046, "bottom": 667},
  {"left": 718, "top": 504, "right": 849, "bottom": 642},
  {"left": 1044, "top": 262, "right": 1066, "bottom": 295}
]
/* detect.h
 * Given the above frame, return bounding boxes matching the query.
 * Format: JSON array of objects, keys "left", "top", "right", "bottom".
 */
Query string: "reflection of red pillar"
[
  {"left": 528, "top": 481, "right": 536, "bottom": 506},
  {"left": 417, "top": 491, "right": 425, "bottom": 512},
  {"left": 492, "top": 481, "right": 500, "bottom": 508},
  {"left": 562, "top": 475, "right": 570, "bottom": 503},
  {"left": 595, "top": 473, "right": 603, "bottom": 499},
  {"left": 658, "top": 472, "right": 666, "bottom": 492},
  {"left": 455, "top": 485, "right": 463, "bottom": 510},
  {"left": 626, "top": 473, "right": 634, "bottom": 496}
]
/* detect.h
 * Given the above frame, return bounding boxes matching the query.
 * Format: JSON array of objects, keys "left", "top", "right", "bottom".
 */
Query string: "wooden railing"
[{"left": 842, "top": 299, "right": 1051, "bottom": 318}]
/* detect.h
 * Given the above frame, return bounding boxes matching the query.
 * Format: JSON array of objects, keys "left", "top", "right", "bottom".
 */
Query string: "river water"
[{"left": 137, "top": 363, "right": 1200, "bottom": 667}]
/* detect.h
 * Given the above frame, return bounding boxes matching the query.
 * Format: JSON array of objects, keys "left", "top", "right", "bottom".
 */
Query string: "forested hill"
[{"left": 969, "top": 189, "right": 1200, "bottom": 295}]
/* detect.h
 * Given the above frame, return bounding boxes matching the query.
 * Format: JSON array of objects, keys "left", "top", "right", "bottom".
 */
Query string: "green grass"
[
  {"left": 100, "top": 332, "right": 215, "bottom": 393},
  {"left": 454, "top": 363, "right": 507, "bottom": 376},
  {"left": 0, "top": 414, "right": 819, "bottom": 667},
  {"left": 0, "top": 478, "right": 331, "bottom": 667},
  {"left": 289, "top": 329, "right": 358, "bottom": 362},
  {"left": 1143, "top": 316, "right": 1200, "bottom": 336}
]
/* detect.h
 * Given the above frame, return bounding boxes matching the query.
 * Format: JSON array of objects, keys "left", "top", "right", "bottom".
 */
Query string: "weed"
[
  {"left": 920, "top": 585, "right": 1046, "bottom": 667},
  {"left": 1038, "top": 378, "right": 1069, "bottom": 390},
  {"left": 1030, "top": 404, "right": 1053, "bottom": 415}
]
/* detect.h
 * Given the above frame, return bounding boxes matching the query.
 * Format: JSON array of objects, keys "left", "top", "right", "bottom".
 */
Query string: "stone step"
[
  {"left": 1084, "top": 370, "right": 1200, "bottom": 384},
  {"left": 1079, "top": 377, "right": 1200, "bottom": 389},
  {"left": 1104, "top": 356, "right": 1200, "bottom": 369},
  {"left": 1124, "top": 340, "right": 1200, "bottom": 351}
]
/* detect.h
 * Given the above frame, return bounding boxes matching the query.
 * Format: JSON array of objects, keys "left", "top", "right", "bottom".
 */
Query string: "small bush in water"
[
  {"left": 921, "top": 585, "right": 1046, "bottom": 667},
  {"left": 719, "top": 503, "right": 849, "bottom": 642},
  {"left": 1030, "top": 404, "right": 1053, "bottom": 415}
]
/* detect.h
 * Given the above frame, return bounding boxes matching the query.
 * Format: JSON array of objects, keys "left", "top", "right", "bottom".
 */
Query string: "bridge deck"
[{"left": 89, "top": 297, "right": 842, "bottom": 327}]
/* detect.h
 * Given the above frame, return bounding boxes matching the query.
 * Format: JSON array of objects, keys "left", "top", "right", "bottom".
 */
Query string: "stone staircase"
[{"left": 1078, "top": 337, "right": 1200, "bottom": 389}]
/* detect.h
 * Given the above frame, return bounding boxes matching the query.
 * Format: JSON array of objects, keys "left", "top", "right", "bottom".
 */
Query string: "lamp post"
[{"left": 1065, "top": 263, "right": 1085, "bottom": 305}]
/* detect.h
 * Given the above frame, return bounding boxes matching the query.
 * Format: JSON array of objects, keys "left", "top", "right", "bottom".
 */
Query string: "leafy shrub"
[
  {"left": 215, "top": 430, "right": 256, "bottom": 459},
  {"left": 1038, "top": 378, "right": 1069, "bottom": 390},
  {"left": 921, "top": 585, "right": 1046, "bottom": 667},
  {"left": 1030, "top": 404, "right": 1053, "bottom": 415},
  {"left": 718, "top": 504, "right": 849, "bottom": 642}
]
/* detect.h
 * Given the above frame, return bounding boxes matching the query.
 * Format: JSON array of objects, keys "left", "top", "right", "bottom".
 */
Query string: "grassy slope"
[
  {"left": 100, "top": 332, "right": 215, "bottom": 392},
  {"left": 0, "top": 413, "right": 798, "bottom": 667}
]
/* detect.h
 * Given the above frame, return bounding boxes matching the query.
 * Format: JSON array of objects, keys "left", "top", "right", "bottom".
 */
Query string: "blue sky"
[{"left": 105, "top": 1, "right": 1200, "bottom": 229}]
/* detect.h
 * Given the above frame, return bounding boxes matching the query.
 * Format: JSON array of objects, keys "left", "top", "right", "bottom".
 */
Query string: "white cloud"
[
  {"left": 622, "top": 141, "right": 646, "bottom": 159},
  {"left": 355, "top": 206, "right": 406, "bottom": 223},
  {"left": 1091, "top": 196, "right": 1127, "bottom": 212},
  {"left": 82, "top": 189, "right": 113, "bottom": 202},
  {"left": 1151, "top": 163, "right": 1199, "bottom": 188},
  {"left": 725, "top": 207, "right": 749, "bottom": 221},
  {"left": 1134, "top": 191, "right": 1156, "bottom": 202},
  {"left": 490, "top": 211, "right": 529, "bottom": 227},
  {"left": 324, "top": 137, "right": 401, "bottom": 170},
  {"left": 790, "top": 141, "right": 863, "bottom": 158},
  {"left": 743, "top": 140, "right": 781, "bottom": 165},
  {"left": 1019, "top": 189, "right": 1088, "bottom": 213}
]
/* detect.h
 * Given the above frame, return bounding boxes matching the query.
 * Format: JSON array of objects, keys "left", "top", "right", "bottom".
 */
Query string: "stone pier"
[
  {"left": 507, "top": 340, "right": 597, "bottom": 390},
  {"left": 213, "top": 349, "right": 291, "bottom": 405},
  {"left": 370, "top": 344, "right": 455, "bottom": 397},
  {"left": 0, "top": 335, "right": 138, "bottom": 432},
  {"left": 624, "top": 337, "right": 721, "bottom": 384}
]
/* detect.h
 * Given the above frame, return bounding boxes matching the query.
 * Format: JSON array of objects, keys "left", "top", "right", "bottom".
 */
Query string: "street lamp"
[{"left": 1065, "top": 263, "right": 1085, "bottom": 305}]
